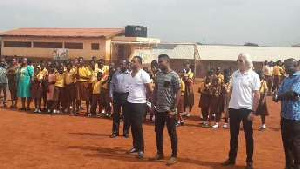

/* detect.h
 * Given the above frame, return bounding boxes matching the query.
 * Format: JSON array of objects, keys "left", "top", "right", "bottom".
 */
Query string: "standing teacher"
[
  {"left": 17, "top": 58, "right": 34, "bottom": 111},
  {"left": 276, "top": 58, "right": 300, "bottom": 169},
  {"left": 223, "top": 53, "right": 260, "bottom": 169}
]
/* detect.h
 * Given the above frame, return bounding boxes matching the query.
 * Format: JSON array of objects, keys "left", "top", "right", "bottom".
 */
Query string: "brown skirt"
[
  {"left": 177, "top": 95, "right": 184, "bottom": 114},
  {"left": 31, "top": 81, "right": 43, "bottom": 99},
  {"left": 76, "top": 81, "right": 91, "bottom": 101},
  {"left": 273, "top": 75, "right": 281, "bottom": 88},
  {"left": 65, "top": 83, "right": 76, "bottom": 102},
  {"left": 265, "top": 75, "right": 273, "bottom": 91},
  {"left": 256, "top": 97, "right": 269, "bottom": 115},
  {"left": 53, "top": 86, "right": 65, "bottom": 102},
  {"left": 199, "top": 93, "right": 211, "bottom": 109},
  {"left": 210, "top": 95, "right": 222, "bottom": 114}
]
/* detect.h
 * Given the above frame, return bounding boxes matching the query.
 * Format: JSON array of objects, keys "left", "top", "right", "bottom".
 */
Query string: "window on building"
[
  {"left": 91, "top": 43, "right": 100, "bottom": 50},
  {"left": 34, "top": 42, "right": 63, "bottom": 48},
  {"left": 65, "top": 42, "right": 83, "bottom": 49},
  {"left": 4, "top": 41, "right": 32, "bottom": 48}
]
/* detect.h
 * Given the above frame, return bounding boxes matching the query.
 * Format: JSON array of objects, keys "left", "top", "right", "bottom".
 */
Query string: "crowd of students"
[{"left": 0, "top": 56, "right": 288, "bottom": 130}]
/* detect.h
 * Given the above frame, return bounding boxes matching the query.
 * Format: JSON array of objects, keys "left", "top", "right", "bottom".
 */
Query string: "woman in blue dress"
[{"left": 17, "top": 58, "right": 34, "bottom": 111}]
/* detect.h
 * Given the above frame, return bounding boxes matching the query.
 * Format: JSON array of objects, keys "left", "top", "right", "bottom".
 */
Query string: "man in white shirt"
[
  {"left": 126, "top": 56, "right": 151, "bottom": 159},
  {"left": 223, "top": 53, "right": 260, "bottom": 169}
]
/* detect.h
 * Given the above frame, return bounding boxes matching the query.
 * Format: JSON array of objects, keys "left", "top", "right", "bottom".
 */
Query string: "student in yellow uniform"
[
  {"left": 31, "top": 67, "right": 43, "bottom": 113},
  {"left": 65, "top": 63, "right": 77, "bottom": 115},
  {"left": 176, "top": 71, "right": 185, "bottom": 126},
  {"left": 40, "top": 62, "right": 48, "bottom": 111},
  {"left": 256, "top": 71, "right": 269, "bottom": 131},
  {"left": 90, "top": 72, "right": 103, "bottom": 117},
  {"left": 216, "top": 67, "right": 224, "bottom": 85},
  {"left": 76, "top": 59, "right": 92, "bottom": 115},
  {"left": 273, "top": 60, "right": 284, "bottom": 92},
  {"left": 53, "top": 66, "right": 66, "bottom": 114}
]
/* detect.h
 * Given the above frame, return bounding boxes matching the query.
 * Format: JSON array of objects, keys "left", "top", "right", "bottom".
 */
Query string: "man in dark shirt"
[{"left": 151, "top": 54, "right": 181, "bottom": 166}]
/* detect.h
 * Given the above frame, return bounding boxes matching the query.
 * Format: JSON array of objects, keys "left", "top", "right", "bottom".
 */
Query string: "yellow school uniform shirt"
[
  {"left": 100, "top": 65, "right": 110, "bottom": 75},
  {"left": 55, "top": 73, "right": 65, "bottom": 87},
  {"left": 259, "top": 80, "right": 268, "bottom": 94},
  {"left": 40, "top": 68, "right": 48, "bottom": 77},
  {"left": 65, "top": 68, "right": 76, "bottom": 85},
  {"left": 78, "top": 66, "right": 92, "bottom": 82},
  {"left": 92, "top": 80, "right": 102, "bottom": 94},
  {"left": 217, "top": 73, "right": 224, "bottom": 85},
  {"left": 273, "top": 66, "right": 284, "bottom": 76},
  {"left": 180, "top": 79, "right": 185, "bottom": 96}
]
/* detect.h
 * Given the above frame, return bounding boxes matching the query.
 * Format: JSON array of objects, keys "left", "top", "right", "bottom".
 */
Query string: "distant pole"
[{"left": 193, "top": 44, "right": 198, "bottom": 77}]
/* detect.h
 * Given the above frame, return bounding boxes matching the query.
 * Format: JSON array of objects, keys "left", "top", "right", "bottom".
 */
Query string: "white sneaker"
[
  {"left": 53, "top": 110, "right": 57, "bottom": 114},
  {"left": 47, "top": 109, "right": 51, "bottom": 113},
  {"left": 37, "top": 109, "right": 41, "bottom": 113},
  {"left": 34, "top": 108, "right": 38, "bottom": 113},
  {"left": 56, "top": 110, "right": 61, "bottom": 114},
  {"left": 259, "top": 125, "right": 266, "bottom": 131},
  {"left": 186, "top": 113, "right": 191, "bottom": 117},
  {"left": 212, "top": 123, "right": 219, "bottom": 129},
  {"left": 223, "top": 123, "right": 229, "bottom": 129}
]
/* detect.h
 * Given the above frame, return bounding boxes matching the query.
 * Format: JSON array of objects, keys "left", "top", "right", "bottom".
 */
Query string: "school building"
[{"left": 0, "top": 27, "right": 160, "bottom": 63}]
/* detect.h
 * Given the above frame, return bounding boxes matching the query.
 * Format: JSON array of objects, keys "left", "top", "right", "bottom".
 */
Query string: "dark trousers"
[
  {"left": 281, "top": 118, "right": 300, "bottom": 169},
  {"left": 228, "top": 108, "right": 253, "bottom": 163},
  {"left": 126, "top": 101, "right": 146, "bottom": 152},
  {"left": 112, "top": 93, "right": 130, "bottom": 135},
  {"left": 155, "top": 111, "right": 178, "bottom": 157}
]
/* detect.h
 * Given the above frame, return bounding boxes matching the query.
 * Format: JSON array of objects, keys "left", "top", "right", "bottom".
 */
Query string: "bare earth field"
[{"left": 0, "top": 89, "right": 284, "bottom": 169}]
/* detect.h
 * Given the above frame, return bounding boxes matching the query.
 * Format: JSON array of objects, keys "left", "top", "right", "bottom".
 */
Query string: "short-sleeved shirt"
[
  {"left": 78, "top": 66, "right": 92, "bottom": 82},
  {"left": 273, "top": 66, "right": 284, "bottom": 76},
  {"left": 229, "top": 70, "right": 260, "bottom": 110},
  {"left": 155, "top": 71, "right": 181, "bottom": 112},
  {"left": 127, "top": 69, "right": 151, "bottom": 104},
  {"left": 55, "top": 73, "right": 65, "bottom": 88}
]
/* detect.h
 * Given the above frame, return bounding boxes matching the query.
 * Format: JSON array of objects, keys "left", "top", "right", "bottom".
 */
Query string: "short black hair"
[
  {"left": 158, "top": 54, "right": 170, "bottom": 61},
  {"left": 133, "top": 56, "right": 143, "bottom": 64}
]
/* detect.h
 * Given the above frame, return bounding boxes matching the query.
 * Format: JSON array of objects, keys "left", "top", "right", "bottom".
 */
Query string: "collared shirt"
[
  {"left": 273, "top": 66, "right": 284, "bottom": 76},
  {"left": 65, "top": 68, "right": 77, "bottom": 85},
  {"left": 155, "top": 70, "right": 181, "bottom": 112},
  {"left": 229, "top": 69, "right": 260, "bottom": 109},
  {"left": 278, "top": 71, "right": 300, "bottom": 121},
  {"left": 109, "top": 69, "right": 131, "bottom": 97},
  {"left": 78, "top": 66, "right": 92, "bottom": 82},
  {"left": 0, "top": 67, "right": 8, "bottom": 84},
  {"left": 127, "top": 69, "right": 151, "bottom": 103},
  {"left": 55, "top": 73, "right": 65, "bottom": 87}
]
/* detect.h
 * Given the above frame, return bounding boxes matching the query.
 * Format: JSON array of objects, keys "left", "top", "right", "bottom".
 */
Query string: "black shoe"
[
  {"left": 109, "top": 133, "right": 119, "bottom": 138},
  {"left": 136, "top": 151, "right": 144, "bottom": 159},
  {"left": 149, "top": 154, "right": 164, "bottom": 161},
  {"left": 245, "top": 162, "right": 253, "bottom": 169},
  {"left": 123, "top": 134, "right": 129, "bottom": 138},
  {"left": 128, "top": 147, "right": 138, "bottom": 154},
  {"left": 222, "top": 159, "right": 235, "bottom": 166}
]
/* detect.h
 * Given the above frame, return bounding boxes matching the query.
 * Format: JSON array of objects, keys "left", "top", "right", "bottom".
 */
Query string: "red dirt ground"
[{"left": 0, "top": 87, "right": 284, "bottom": 169}]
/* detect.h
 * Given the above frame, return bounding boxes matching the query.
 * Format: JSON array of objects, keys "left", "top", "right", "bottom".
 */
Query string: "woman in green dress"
[{"left": 17, "top": 58, "right": 34, "bottom": 110}]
